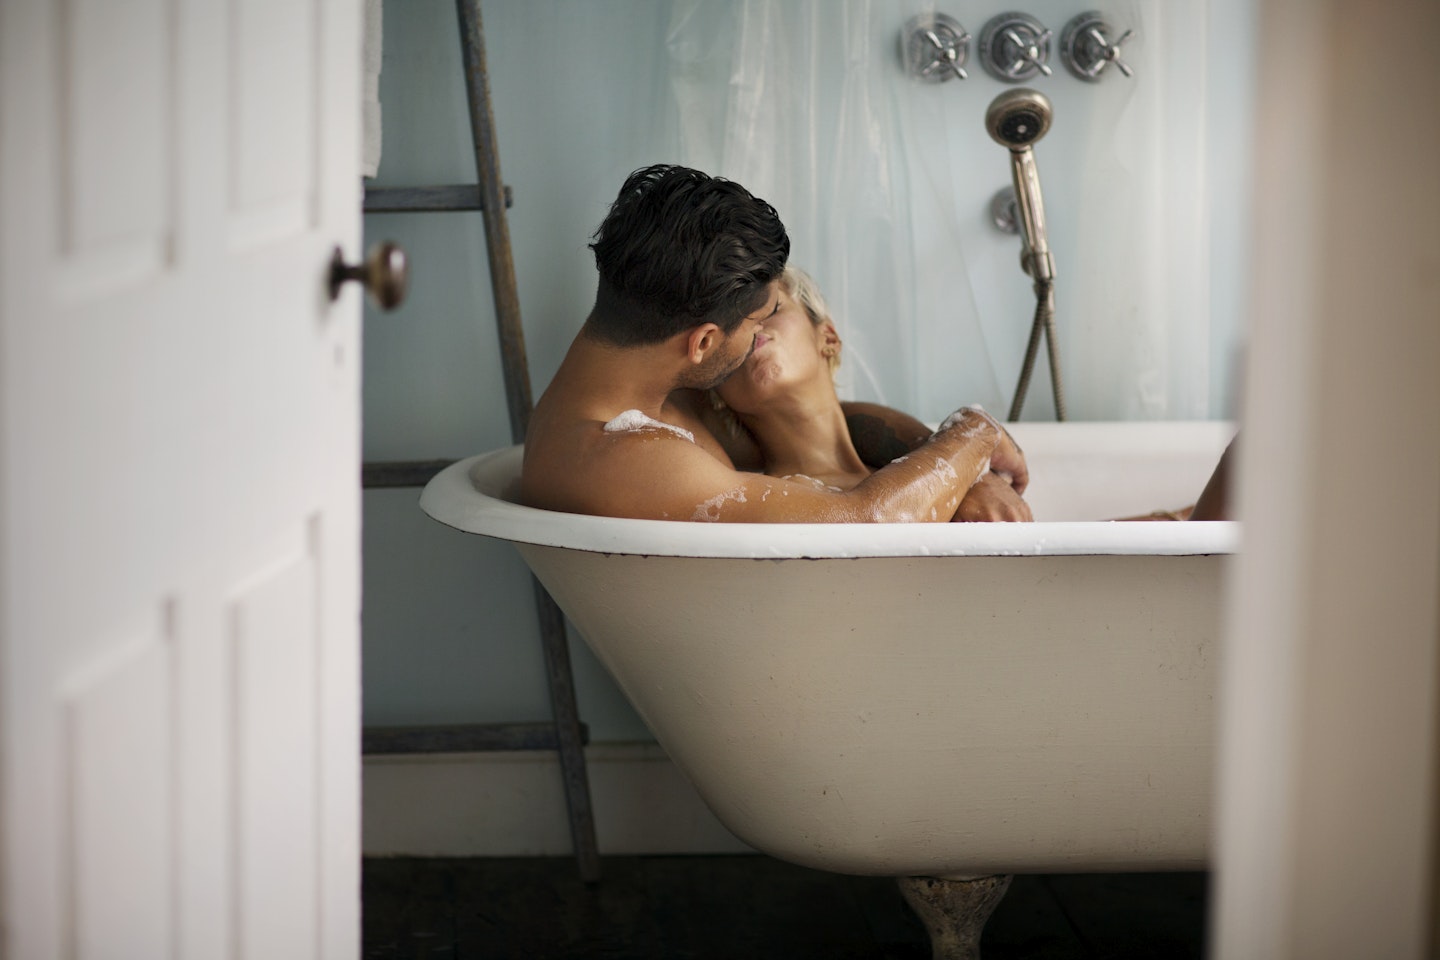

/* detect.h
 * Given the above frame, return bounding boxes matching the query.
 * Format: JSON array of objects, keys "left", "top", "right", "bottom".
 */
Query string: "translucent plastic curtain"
[
  {"left": 658, "top": 0, "right": 1244, "bottom": 422},
  {"left": 662, "top": 0, "right": 927, "bottom": 411}
]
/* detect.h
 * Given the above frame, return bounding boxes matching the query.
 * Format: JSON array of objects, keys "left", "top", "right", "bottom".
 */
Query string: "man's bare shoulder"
[{"left": 521, "top": 406, "right": 738, "bottom": 520}]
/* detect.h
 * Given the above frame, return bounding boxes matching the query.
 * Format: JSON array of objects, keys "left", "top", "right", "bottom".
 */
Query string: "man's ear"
[{"left": 685, "top": 323, "right": 723, "bottom": 364}]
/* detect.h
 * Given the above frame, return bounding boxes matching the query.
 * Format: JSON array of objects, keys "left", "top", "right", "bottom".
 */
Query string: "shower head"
[
  {"left": 984, "top": 88, "right": 1054, "bottom": 283},
  {"left": 985, "top": 88, "right": 1052, "bottom": 150}
]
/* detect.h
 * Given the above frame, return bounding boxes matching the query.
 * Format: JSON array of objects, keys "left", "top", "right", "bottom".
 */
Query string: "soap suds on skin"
[
  {"left": 932, "top": 407, "right": 996, "bottom": 486},
  {"left": 693, "top": 487, "right": 748, "bottom": 522},
  {"left": 937, "top": 404, "right": 999, "bottom": 440},
  {"left": 782, "top": 474, "right": 844, "bottom": 493},
  {"left": 603, "top": 409, "right": 695, "bottom": 443}
]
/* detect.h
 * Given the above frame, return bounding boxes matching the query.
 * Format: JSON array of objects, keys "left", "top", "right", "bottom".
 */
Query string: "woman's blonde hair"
[
  {"left": 781, "top": 265, "right": 840, "bottom": 373},
  {"left": 707, "top": 265, "right": 839, "bottom": 436}
]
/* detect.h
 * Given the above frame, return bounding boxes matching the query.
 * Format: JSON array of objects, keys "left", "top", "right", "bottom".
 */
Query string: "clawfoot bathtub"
[{"left": 420, "top": 421, "right": 1236, "bottom": 957}]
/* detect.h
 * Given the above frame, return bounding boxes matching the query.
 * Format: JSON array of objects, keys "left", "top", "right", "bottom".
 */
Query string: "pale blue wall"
[
  {"left": 361, "top": 0, "right": 679, "bottom": 741},
  {"left": 361, "top": 0, "right": 1254, "bottom": 740}
]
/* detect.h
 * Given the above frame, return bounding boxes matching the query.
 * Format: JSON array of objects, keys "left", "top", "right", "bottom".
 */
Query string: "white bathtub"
[{"left": 420, "top": 421, "right": 1237, "bottom": 879}]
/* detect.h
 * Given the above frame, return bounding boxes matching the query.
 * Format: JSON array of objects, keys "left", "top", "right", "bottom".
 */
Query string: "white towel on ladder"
[{"left": 362, "top": 0, "right": 383, "bottom": 178}]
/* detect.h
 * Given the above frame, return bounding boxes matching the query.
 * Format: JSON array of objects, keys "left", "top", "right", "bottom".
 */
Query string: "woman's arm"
[{"left": 841, "top": 401, "right": 931, "bottom": 468}]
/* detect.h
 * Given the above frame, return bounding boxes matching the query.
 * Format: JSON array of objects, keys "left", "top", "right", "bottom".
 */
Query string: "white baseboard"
[{"left": 362, "top": 741, "right": 754, "bottom": 857}]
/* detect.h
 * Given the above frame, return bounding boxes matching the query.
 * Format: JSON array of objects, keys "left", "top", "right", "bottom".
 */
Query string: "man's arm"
[
  {"left": 843, "top": 401, "right": 1028, "bottom": 491},
  {"left": 565, "top": 407, "right": 1007, "bottom": 523},
  {"left": 842, "top": 401, "right": 1031, "bottom": 521}
]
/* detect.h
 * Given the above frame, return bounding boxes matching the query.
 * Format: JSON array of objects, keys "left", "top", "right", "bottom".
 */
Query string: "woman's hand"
[{"left": 953, "top": 471, "right": 1033, "bottom": 522}]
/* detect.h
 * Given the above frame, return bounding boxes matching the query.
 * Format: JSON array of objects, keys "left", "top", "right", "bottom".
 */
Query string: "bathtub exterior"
[{"left": 421, "top": 422, "right": 1237, "bottom": 877}]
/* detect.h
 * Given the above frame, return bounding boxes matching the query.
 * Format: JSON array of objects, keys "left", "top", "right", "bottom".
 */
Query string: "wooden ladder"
[{"left": 359, "top": 0, "right": 600, "bottom": 883}]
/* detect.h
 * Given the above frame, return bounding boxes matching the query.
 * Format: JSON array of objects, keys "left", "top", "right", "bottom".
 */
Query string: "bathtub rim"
[{"left": 419, "top": 443, "right": 1239, "bottom": 560}]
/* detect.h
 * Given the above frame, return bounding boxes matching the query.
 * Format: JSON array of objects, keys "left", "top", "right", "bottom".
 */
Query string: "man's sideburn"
[{"left": 690, "top": 326, "right": 757, "bottom": 391}]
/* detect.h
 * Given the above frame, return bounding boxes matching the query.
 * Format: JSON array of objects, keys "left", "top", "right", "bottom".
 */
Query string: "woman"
[
  {"left": 700, "top": 266, "right": 1030, "bottom": 521},
  {"left": 704, "top": 266, "right": 1231, "bottom": 522}
]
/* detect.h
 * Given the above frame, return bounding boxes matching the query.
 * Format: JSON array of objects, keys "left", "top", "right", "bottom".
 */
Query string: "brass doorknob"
[{"left": 329, "top": 242, "right": 409, "bottom": 310}]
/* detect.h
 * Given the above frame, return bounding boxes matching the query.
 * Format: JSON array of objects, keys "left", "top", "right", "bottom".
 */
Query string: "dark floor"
[{"left": 363, "top": 855, "right": 1208, "bottom": 959}]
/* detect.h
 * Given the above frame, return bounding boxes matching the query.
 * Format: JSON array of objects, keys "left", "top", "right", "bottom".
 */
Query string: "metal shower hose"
[{"left": 1008, "top": 277, "right": 1066, "bottom": 421}]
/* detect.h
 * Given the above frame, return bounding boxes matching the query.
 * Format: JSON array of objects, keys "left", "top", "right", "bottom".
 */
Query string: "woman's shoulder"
[{"left": 840, "top": 401, "right": 931, "bottom": 467}]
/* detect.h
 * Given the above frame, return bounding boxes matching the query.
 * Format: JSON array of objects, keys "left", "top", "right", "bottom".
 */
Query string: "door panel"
[
  {"left": 232, "top": 533, "right": 319, "bottom": 960},
  {"left": 230, "top": 0, "right": 320, "bottom": 246},
  {"left": 65, "top": 624, "right": 175, "bottom": 960},
  {"left": 63, "top": 0, "right": 173, "bottom": 276}
]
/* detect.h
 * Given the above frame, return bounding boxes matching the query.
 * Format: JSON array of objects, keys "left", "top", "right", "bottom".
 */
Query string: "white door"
[{"left": 0, "top": 2, "right": 363, "bottom": 958}]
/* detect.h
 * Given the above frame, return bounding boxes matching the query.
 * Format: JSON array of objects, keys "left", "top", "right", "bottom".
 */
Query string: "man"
[{"left": 522, "top": 164, "right": 1028, "bottom": 523}]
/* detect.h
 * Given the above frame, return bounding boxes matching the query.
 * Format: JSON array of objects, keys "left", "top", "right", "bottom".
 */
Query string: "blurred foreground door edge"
[{"left": 0, "top": 2, "right": 363, "bottom": 957}]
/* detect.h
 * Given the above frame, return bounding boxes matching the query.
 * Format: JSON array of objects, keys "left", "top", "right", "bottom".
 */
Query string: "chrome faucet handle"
[
  {"left": 902, "top": 13, "right": 971, "bottom": 83},
  {"left": 1061, "top": 12, "right": 1134, "bottom": 81},
  {"left": 979, "top": 13, "right": 1053, "bottom": 83},
  {"left": 923, "top": 28, "right": 970, "bottom": 81},
  {"left": 1004, "top": 26, "right": 1053, "bottom": 77}
]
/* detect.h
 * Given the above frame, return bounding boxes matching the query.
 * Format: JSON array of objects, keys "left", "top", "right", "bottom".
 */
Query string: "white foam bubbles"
[
  {"left": 603, "top": 409, "right": 696, "bottom": 443},
  {"left": 692, "top": 487, "right": 749, "bottom": 522}
]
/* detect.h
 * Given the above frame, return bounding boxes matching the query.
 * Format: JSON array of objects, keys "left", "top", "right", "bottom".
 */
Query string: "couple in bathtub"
[{"left": 522, "top": 163, "right": 1230, "bottom": 523}]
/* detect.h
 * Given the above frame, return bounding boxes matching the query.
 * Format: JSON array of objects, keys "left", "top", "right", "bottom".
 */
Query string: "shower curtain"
[{"left": 655, "top": 0, "right": 1249, "bottom": 422}]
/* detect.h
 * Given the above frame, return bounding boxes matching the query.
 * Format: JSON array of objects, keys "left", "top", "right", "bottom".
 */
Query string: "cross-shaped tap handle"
[
  {"left": 1088, "top": 26, "right": 1133, "bottom": 77},
  {"left": 1004, "top": 27, "right": 1054, "bottom": 77},
  {"left": 902, "top": 13, "right": 971, "bottom": 83},
  {"left": 1061, "top": 13, "right": 1135, "bottom": 82},
  {"left": 922, "top": 28, "right": 970, "bottom": 81}
]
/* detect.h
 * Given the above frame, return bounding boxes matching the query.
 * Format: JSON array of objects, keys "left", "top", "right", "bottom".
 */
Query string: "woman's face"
[{"left": 715, "top": 285, "right": 834, "bottom": 414}]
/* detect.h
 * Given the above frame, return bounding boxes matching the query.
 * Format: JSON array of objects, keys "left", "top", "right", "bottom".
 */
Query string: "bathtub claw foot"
[{"left": 896, "top": 873, "right": 1013, "bottom": 960}]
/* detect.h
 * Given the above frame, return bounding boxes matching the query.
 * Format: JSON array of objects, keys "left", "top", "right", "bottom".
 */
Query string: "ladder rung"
[
  {"left": 362, "top": 459, "right": 456, "bottom": 489},
  {"left": 363, "top": 183, "right": 512, "bottom": 213},
  {"left": 362, "top": 722, "right": 589, "bottom": 755}
]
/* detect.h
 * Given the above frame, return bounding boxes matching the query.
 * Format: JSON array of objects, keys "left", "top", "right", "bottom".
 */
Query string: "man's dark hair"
[{"left": 586, "top": 164, "right": 790, "bottom": 346}]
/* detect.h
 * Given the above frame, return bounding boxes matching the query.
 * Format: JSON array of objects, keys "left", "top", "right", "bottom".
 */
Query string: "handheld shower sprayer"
[
  {"left": 985, "top": 88, "right": 1065, "bottom": 420},
  {"left": 985, "top": 88, "right": 1054, "bottom": 282}
]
